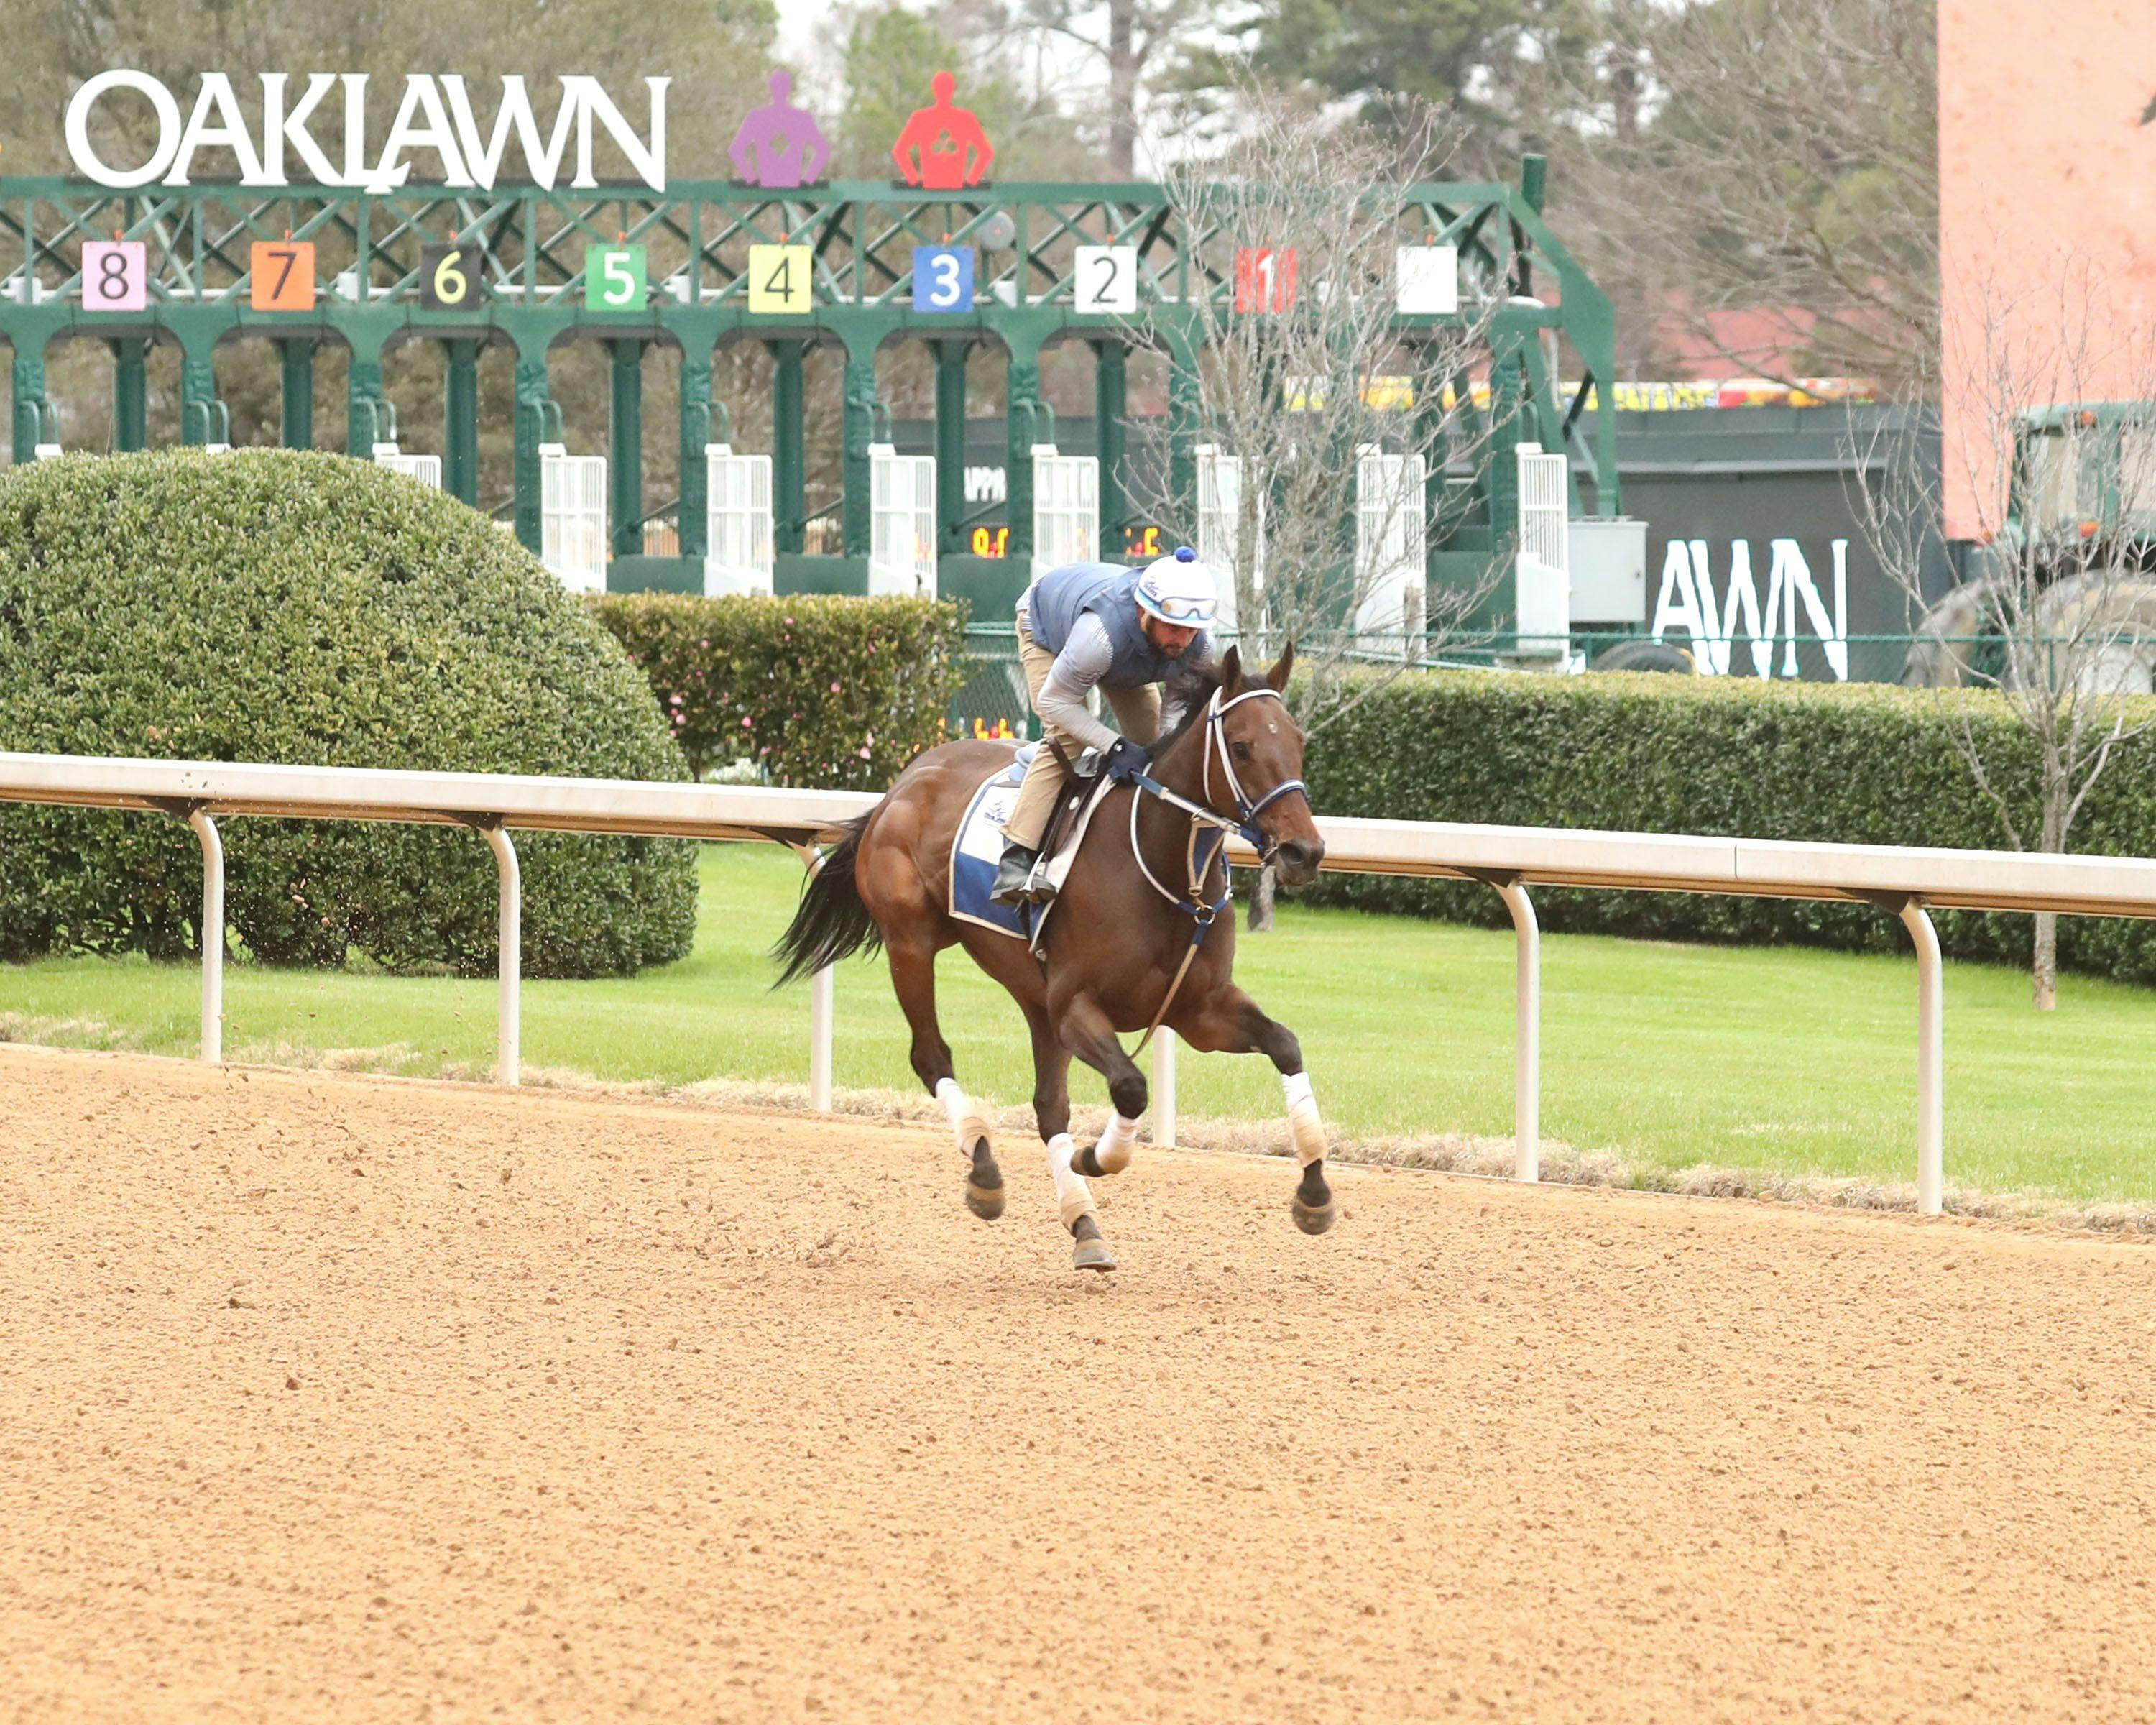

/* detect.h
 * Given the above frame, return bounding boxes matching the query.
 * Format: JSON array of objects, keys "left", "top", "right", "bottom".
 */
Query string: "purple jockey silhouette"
[
  {"left": 730, "top": 70, "right": 831, "bottom": 190},
  {"left": 892, "top": 71, "right": 994, "bottom": 190}
]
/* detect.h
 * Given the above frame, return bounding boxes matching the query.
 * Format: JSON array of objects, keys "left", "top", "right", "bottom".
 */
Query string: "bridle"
[
  {"left": 1119, "top": 682, "right": 1311, "bottom": 1051},
  {"left": 1200, "top": 684, "right": 1308, "bottom": 847}
]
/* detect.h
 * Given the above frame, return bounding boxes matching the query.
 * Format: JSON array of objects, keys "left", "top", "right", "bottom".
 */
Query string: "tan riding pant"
[{"left": 1005, "top": 611, "right": 1161, "bottom": 851}]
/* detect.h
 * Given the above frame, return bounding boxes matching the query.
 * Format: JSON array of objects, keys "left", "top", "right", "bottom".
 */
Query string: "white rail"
[{"left": 9, "top": 750, "right": 2156, "bottom": 1214}]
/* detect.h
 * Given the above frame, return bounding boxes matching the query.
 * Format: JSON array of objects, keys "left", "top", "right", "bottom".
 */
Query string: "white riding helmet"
[{"left": 1135, "top": 546, "right": 1220, "bottom": 628}]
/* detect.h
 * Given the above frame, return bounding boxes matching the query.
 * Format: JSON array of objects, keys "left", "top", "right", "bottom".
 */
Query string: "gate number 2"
[{"left": 1074, "top": 245, "right": 1137, "bottom": 315}]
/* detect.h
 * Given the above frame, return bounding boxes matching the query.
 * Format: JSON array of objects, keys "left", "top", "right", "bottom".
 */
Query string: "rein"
[{"left": 1124, "top": 684, "right": 1308, "bottom": 1053}]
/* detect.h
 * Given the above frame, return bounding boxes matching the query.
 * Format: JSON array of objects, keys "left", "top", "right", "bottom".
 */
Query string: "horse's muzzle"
[{"left": 1272, "top": 837, "right": 1324, "bottom": 886}]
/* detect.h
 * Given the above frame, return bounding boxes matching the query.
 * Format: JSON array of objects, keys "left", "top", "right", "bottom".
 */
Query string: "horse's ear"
[
  {"left": 1219, "top": 644, "right": 1243, "bottom": 689},
  {"left": 1266, "top": 640, "right": 1295, "bottom": 692}
]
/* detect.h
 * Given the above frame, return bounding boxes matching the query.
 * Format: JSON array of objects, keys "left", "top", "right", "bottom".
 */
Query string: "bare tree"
[
  {"left": 995, "top": 0, "right": 1210, "bottom": 174},
  {"left": 1552, "top": 0, "right": 1938, "bottom": 391},
  {"left": 1129, "top": 86, "right": 1506, "bottom": 922},
  {"left": 1861, "top": 264, "right": 2156, "bottom": 1008}
]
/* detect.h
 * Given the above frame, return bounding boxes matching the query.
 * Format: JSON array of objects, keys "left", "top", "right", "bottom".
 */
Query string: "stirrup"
[{"left": 990, "top": 845, "right": 1041, "bottom": 907}]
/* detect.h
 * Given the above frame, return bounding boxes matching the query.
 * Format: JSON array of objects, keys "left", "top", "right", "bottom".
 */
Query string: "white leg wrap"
[
  {"left": 1046, "top": 1132, "right": 1097, "bottom": 1229},
  {"left": 1095, "top": 1111, "right": 1140, "bottom": 1175},
  {"left": 935, "top": 1077, "right": 990, "bottom": 1156},
  {"left": 1283, "top": 1072, "right": 1327, "bottom": 1167}
]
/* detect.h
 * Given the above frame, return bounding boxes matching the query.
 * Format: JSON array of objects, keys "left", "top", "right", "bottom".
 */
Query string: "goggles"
[{"left": 1141, "top": 591, "right": 1214, "bottom": 624}]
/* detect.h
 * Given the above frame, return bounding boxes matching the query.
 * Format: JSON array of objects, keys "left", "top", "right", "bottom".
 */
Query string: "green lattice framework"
[{"left": 0, "top": 172, "right": 1620, "bottom": 597}]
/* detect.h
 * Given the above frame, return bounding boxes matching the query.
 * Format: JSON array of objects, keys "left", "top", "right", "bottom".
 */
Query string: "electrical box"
[{"left": 1567, "top": 518, "right": 1649, "bottom": 625}]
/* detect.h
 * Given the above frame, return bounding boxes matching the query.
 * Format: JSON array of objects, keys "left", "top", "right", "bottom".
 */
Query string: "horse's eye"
[{"left": 1231, "top": 741, "right": 1252, "bottom": 761}]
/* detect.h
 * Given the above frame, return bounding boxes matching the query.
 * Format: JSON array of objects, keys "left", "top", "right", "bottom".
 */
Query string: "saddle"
[
  {"left": 949, "top": 741, "right": 1118, "bottom": 947},
  {"left": 1034, "top": 742, "right": 1100, "bottom": 878}
]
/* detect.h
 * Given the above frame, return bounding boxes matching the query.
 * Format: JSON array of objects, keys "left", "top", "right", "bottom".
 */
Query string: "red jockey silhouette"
[{"left": 891, "top": 71, "right": 994, "bottom": 190}]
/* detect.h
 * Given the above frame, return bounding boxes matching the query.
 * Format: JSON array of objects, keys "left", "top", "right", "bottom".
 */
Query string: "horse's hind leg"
[
  {"left": 888, "top": 938, "right": 1003, "bottom": 1220},
  {"left": 1176, "top": 985, "right": 1335, "bottom": 1235},
  {"left": 1025, "top": 1001, "right": 1114, "bottom": 1271}
]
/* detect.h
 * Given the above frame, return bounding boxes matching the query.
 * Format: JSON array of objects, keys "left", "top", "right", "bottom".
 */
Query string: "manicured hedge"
[
  {"left": 589, "top": 593, "right": 967, "bottom": 788},
  {"left": 0, "top": 450, "right": 696, "bottom": 977},
  {"left": 1298, "top": 671, "right": 2156, "bottom": 983}
]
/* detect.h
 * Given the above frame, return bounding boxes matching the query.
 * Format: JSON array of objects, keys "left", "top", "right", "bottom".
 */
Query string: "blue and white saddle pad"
[{"left": 949, "top": 743, "right": 1041, "bottom": 941}]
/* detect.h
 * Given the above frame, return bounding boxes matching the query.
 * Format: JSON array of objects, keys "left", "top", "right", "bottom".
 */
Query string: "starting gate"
[
  {"left": 868, "top": 443, "right": 936, "bottom": 599},
  {"left": 1031, "top": 445, "right": 1100, "bottom": 576},
  {"left": 1354, "top": 447, "right": 1427, "bottom": 650},
  {"left": 704, "top": 443, "right": 775, "bottom": 596},
  {"left": 539, "top": 443, "right": 608, "bottom": 594},
  {"left": 1514, "top": 443, "right": 1571, "bottom": 656},
  {"left": 1196, "top": 443, "right": 1259, "bottom": 635},
  {"left": 373, "top": 442, "right": 443, "bottom": 489}
]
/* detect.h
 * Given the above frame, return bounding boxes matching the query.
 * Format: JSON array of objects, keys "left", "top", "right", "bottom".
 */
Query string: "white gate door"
[
  {"left": 1031, "top": 445, "right": 1099, "bottom": 576},
  {"left": 1514, "top": 443, "right": 1570, "bottom": 655},
  {"left": 1354, "top": 446, "right": 1427, "bottom": 651},
  {"left": 704, "top": 443, "right": 775, "bottom": 596},
  {"left": 373, "top": 442, "right": 443, "bottom": 489},
  {"left": 868, "top": 443, "right": 938, "bottom": 598},
  {"left": 1197, "top": 443, "right": 1261, "bottom": 635},
  {"left": 540, "top": 443, "right": 609, "bottom": 594}
]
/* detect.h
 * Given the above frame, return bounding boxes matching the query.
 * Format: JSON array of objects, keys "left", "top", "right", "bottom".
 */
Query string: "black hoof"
[
  {"left": 1291, "top": 1195, "right": 1336, "bottom": 1236},
  {"left": 965, "top": 1138, "right": 1004, "bottom": 1221},
  {"left": 1071, "top": 1212, "right": 1117, "bottom": 1272}
]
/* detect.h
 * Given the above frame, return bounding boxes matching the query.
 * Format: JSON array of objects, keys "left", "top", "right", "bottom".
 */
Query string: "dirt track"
[{"left": 3, "top": 1045, "right": 2155, "bottom": 1722}]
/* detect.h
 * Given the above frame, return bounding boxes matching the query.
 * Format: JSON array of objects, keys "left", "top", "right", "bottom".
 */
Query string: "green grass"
[{"left": 8, "top": 845, "right": 2156, "bottom": 1207}]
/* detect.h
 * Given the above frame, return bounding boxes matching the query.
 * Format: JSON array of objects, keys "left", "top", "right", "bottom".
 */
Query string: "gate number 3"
[{"left": 911, "top": 246, "right": 975, "bottom": 313}]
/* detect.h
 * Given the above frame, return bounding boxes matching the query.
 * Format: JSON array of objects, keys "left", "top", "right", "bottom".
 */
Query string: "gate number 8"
[{"left": 80, "top": 240, "right": 148, "bottom": 313}]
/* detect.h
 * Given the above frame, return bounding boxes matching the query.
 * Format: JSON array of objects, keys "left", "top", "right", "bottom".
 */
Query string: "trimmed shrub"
[
  {"left": 589, "top": 592, "right": 967, "bottom": 787},
  {"left": 1299, "top": 671, "right": 2156, "bottom": 984},
  {"left": 0, "top": 449, "right": 696, "bottom": 977}
]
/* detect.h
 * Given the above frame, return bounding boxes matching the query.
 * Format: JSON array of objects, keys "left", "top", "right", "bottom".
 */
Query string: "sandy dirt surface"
[{"left": 3, "top": 1046, "right": 2155, "bottom": 1724}]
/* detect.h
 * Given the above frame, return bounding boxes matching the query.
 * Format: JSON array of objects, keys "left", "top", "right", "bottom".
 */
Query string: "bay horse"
[{"left": 774, "top": 644, "right": 1331, "bottom": 1271}]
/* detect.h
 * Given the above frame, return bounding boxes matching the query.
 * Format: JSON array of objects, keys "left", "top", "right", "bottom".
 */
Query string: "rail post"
[
  {"left": 1859, "top": 892, "right": 1945, "bottom": 1215},
  {"left": 1899, "top": 900, "right": 1945, "bottom": 1215},
  {"left": 151, "top": 799, "right": 225, "bottom": 1063},
  {"left": 189, "top": 810, "right": 224, "bottom": 1064},
  {"left": 792, "top": 843, "right": 836, "bottom": 1111},
  {"left": 1153, "top": 1030, "right": 1177, "bottom": 1147},
  {"left": 809, "top": 964, "right": 834, "bottom": 1111},
  {"left": 1470, "top": 871, "right": 1542, "bottom": 1182},
  {"left": 463, "top": 819, "right": 521, "bottom": 1088}
]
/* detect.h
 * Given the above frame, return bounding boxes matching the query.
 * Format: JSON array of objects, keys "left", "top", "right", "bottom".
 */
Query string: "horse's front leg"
[
  {"left": 1176, "top": 985, "right": 1334, "bottom": 1234},
  {"left": 1045, "top": 990, "right": 1151, "bottom": 1271}
]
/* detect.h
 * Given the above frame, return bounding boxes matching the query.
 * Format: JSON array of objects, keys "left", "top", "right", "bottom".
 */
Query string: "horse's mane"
[{"left": 1153, "top": 659, "right": 1238, "bottom": 763}]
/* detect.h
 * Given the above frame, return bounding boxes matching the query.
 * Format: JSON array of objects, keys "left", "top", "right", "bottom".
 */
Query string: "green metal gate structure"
[{"left": 0, "top": 165, "right": 1622, "bottom": 622}]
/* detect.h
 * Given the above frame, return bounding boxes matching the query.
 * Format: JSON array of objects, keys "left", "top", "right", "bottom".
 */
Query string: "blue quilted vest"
[{"left": 1023, "top": 562, "right": 1210, "bottom": 686}]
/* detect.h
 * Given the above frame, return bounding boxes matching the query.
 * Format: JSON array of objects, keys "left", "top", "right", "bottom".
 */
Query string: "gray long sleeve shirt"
[{"left": 1026, "top": 606, "right": 1216, "bottom": 754}]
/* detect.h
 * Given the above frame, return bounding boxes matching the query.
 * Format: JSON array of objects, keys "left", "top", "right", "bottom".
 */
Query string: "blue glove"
[{"left": 1103, "top": 737, "right": 1151, "bottom": 783}]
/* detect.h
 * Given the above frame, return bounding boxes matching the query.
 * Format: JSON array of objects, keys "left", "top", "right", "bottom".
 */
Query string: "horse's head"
[{"left": 1202, "top": 643, "right": 1325, "bottom": 886}]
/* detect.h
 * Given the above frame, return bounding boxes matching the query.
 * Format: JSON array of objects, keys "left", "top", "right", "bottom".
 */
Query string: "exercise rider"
[{"left": 990, "top": 547, "right": 1221, "bottom": 906}]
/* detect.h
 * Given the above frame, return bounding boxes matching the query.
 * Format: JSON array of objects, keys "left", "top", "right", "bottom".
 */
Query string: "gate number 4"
[{"left": 747, "top": 244, "right": 814, "bottom": 314}]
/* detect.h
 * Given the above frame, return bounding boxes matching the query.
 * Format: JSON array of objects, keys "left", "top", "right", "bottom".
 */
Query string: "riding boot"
[{"left": 990, "top": 839, "right": 1043, "bottom": 906}]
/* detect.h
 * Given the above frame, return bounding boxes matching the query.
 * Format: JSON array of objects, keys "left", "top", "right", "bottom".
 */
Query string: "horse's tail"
[{"left": 772, "top": 815, "right": 883, "bottom": 988}]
